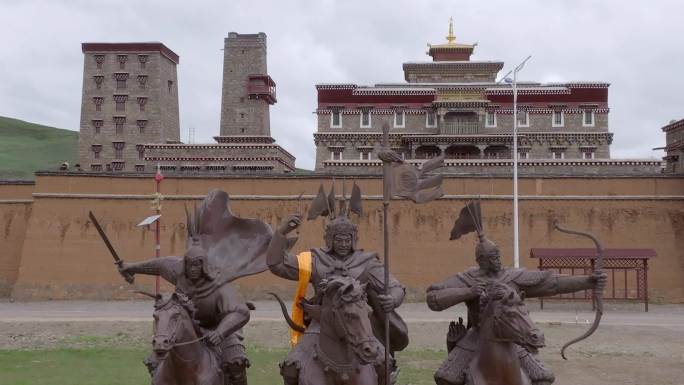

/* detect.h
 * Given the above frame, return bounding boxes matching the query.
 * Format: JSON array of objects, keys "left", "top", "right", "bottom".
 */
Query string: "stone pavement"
[{"left": 1, "top": 299, "right": 682, "bottom": 329}]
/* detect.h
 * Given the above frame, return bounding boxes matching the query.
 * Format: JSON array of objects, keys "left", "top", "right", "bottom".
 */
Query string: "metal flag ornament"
[
  {"left": 392, "top": 155, "right": 445, "bottom": 203},
  {"left": 449, "top": 200, "right": 483, "bottom": 240}
]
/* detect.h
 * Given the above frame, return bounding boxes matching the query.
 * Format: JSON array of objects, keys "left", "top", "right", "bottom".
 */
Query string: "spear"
[
  {"left": 380, "top": 124, "right": 392, "bottom": 385},
  {"left": 377, "top": 123, "right": 445, "bottom": 384}
]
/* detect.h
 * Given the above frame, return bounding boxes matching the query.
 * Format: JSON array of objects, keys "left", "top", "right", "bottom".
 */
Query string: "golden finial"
[{"left": 446, "top": 17, "right": 456, "bottom": 44}]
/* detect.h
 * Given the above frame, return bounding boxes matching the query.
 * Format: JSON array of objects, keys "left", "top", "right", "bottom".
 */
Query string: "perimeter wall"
[{"left": 1, "top": 173, "right": 683, "bottom": 302}]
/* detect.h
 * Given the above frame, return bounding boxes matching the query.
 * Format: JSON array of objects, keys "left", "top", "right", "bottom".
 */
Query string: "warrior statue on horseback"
[
  {"left": 267, "top": 183, "right": 408, "bottom": 385},
  {"left": 113, "top": 189, "right": 274, "bottom": 385},
  {"left": 426, "top": 201, "right": 607, "bottom": 385}
]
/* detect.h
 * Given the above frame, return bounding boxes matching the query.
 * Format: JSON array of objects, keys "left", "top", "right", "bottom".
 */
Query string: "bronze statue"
[
  {"left": 115, "top": 189, "right": 273, "bottom": 385},
  {"left": 466, "top": 283, "right": 544, "bottom": 385},
  {"left": 140, "top": 291, "right": 224, "bottom": 385},
  {"left": 272, "top": 275, "right": 384, "bottom": 385},
  {"left": 267, "top": 183, "right": 408, "bottom": 385},
  {"left": 426, "top": 201, "right": 607, "bottom": 385}
]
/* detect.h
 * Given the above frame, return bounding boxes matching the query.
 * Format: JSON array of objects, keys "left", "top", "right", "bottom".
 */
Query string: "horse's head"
[
  {"left": 150, "top": 292, "right": 198, "bottom": 360},
  {"left": 480, "top": 283, "right": 545, "bottom": 353},
  {"left": 302, "top": 276, "right": 382, "bottom": 365}
]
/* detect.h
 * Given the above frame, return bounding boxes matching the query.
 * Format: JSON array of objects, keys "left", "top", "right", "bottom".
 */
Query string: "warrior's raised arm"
[
  {"left": 266, "top": 213, "right": 302, "bottom": 281},
  {"left": 118, "top": 256, "right": 183, "bottom": 286}
]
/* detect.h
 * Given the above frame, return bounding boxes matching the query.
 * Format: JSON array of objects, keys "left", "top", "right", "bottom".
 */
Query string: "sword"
[{"left": 88, "top": 211, "right": 135, "bottom": 284}]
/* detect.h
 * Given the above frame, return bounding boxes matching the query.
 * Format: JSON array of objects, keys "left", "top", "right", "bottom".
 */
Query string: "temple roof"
[{"left": 427, "top": 18, "right": 476, "bottom": 61}]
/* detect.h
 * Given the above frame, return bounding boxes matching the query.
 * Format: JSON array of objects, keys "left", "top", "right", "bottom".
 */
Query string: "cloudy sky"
[{"left": 1, "top": 0, "right": 681, "bottom": 169}]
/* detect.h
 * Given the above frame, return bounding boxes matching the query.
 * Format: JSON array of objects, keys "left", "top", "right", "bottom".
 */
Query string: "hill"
[{"left": 0, "top": 116, "right": 78, "bottom": 180}]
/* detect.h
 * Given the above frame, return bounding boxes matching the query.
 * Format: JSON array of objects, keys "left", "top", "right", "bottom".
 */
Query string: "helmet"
[
  {"left": 475, "top": 235, "right": 500, "bottom": 260},
  {"left": 183, "top": 237, "right": 216, "bottom": 280},
  {"left": 323, "top": 216, "right": 358, "bottom": 251}
]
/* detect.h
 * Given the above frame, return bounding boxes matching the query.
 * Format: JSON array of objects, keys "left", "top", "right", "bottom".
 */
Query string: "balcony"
[
  {"left": 247, "top": 74, "right": 277, "bottom": 104},
  {"left": 440, "top": 121, "right": 481, "bottom": 135}
]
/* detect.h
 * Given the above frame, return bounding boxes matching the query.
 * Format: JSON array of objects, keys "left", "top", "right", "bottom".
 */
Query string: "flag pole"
[
  {"left": 154, "top": 164, "right": 164, "bottom": 294},
  {"left": 381, "top": 124, "right": 392, "bottom": 385}
]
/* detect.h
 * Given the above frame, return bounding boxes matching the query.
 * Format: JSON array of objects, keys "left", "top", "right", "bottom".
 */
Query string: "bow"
[{"left": 553, "top": 221, "right": 604, "bottom": 360}]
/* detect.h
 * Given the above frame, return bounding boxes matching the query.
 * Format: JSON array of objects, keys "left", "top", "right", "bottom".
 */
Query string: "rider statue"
[
  {"left": 117, "top": 189, "right": 273, "bottom": 385},
  {"left": 426, "top": 202, "right": 607, "bottom": 385},
  {"left": 267, "top": 186, "right": 409, "bottom": 385}
]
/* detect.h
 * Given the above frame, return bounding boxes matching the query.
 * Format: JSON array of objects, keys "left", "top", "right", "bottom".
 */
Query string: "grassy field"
[
  {"left": 0, "top": 346, "right": 440, "bottom": 385},
  {"left": 0, "top": 116, "right": 78, "bottom": 180}
]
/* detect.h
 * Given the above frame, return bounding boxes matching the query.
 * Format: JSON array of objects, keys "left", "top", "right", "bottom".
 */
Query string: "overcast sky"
[{"left": 1, "top": 0, "right": 681, "bottom": 169}]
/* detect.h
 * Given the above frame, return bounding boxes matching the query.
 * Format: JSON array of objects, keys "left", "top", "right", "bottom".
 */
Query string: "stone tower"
[
  {"left": 78, "top": 42, "right": 180, "bottom": 172},
  {"left": 217, "top": 32, "right": 276, "bottom": 143}
]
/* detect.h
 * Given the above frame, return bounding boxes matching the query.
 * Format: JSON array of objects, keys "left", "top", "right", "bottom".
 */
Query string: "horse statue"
[
  {"left": 140, "top": 291, "right": 223, "bottom": 385},
  {"left": 466, "top": 283, "right": 546, "bottom": 385},
  {"left": 272, "top": 275, "right": 384, "bottom": 385}
]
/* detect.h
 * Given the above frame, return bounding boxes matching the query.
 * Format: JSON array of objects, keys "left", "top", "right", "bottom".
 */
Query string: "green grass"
[
  {"left": 0, "top": 347, "right": 442, "bottom": 385},
  {"left": 0, "top": 116, "right": 78, "bottom": 180}
]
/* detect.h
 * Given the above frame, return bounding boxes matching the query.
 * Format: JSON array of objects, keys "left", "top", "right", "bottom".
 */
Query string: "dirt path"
[{"left": 1, "top": 319, "right": 682, "bottom": 385}]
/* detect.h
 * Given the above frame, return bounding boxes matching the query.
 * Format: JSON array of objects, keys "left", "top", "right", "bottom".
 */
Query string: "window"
[
  {"left": 117, "top": 55, "right": 128, "bottom": 70},
  {"left": 114, "top": 95, "right": 127, "bottom": 112},
  {"left": 486, "top": 111, "right": 497, "bottom": 127},
  {"left": 137, "top": 120, "right": 147, "bottom": 134},
  {"left": 93, "top": 76, "right": 104, "bottom": 89},
  {"left": 135, "top": 164, "right": 145, "bottom": 172},
  {"left": 330, "top": 150, "right": 343, "bottom": 160},
  {"left": 583, "top": 110, "right": 595, "bottom": 126},
  {"left": 583, "top": 150, "right": 595, "bottom": 159},
  {"left": 138, "top": 55, "right": 148, "bottom": 69},
  {"left": 426, "top": 112, "right": 437, "bottom": 128},
  {"left": 517, "top": 111, "right": 529, "bottom": 127},
  {"left": 92, "top": 119, "right": 103, "bottom": 134},
  {"left": 552, "top": 111, "right": 564, "bottom": 127},
  {"left": 394, "top": 111, "right": 405, "bottom": 128},
  {"left": 137, "top": 97, "right": 147, "bottom": 112},
  {"left": 552, "top": 150, "right": 565, "bottom": 159},
  {"left": 94, "top": 54, "right": 105, "bottom": 69},
  {"left": 93, "top": 97, "right": 104, "bottom": 112},
  {"left": 137, "top": 75, "right": 147, "bottom": 89},
  {"left": 113, "top": 142, "right": 125, "bottom": 159},
  {"left": 112, "top": 161, "right": 125, "bottom": 171},
  {"left": 167, "top": 80, "right": 174, "bottom": 93},
  {"left": 114, "top": 117, "right": 126, "bottom": 134},
  {"left": 360, "top": 110, "right": 371, "bottom": 128},
  {"left": 114, "top": 73, "right": 129, "bottom": 90},
  {"left": 91, "top": 164, "right": 102, "bottom": 172},
  {"left": 518, "top": 151, "right": 529, "bottom": 159},
  {"left": 91, "top": 145, "right": 102, "bottom": 159},
  {"left": 359, "top": 151, "right": 372, "bottom": 160},
  {"left": 137, "top": 146, "right": 145, "bottom": 160},
  {"left": 330, "top": 111, "right": 342, "bottom": 128}
]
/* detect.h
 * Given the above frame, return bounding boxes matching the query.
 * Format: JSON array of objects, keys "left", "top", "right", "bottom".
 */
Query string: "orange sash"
[{"left": 290, "top": 251, "right": 312, "bottom": 346}]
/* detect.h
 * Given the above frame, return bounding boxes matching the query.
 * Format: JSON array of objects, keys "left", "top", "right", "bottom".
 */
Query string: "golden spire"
[{"left": 446, "top": 17, "right": 456, "bottom": 44}]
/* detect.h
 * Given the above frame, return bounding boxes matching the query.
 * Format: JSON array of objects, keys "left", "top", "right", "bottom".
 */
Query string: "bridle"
[
  {"left": 331, "top": 303, "right": 376, "bottom": 350},
  {"left": 154, "top": 302, "right": 207, "bottom": 361}
]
